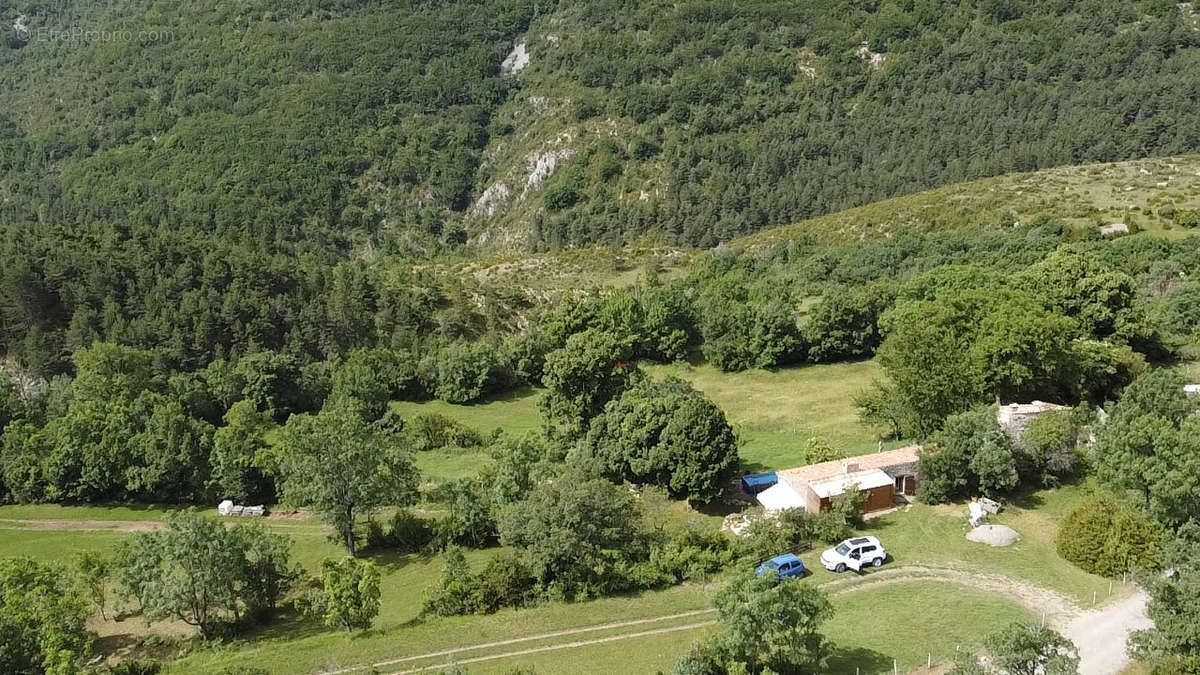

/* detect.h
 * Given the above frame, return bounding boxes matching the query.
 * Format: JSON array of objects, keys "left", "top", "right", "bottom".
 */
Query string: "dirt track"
[
  {"left": 327, "top": 563, "right": 1150, "bottom": 674},
  {"left": 0, "top": 518, "right": 162, "bottom": 533}
]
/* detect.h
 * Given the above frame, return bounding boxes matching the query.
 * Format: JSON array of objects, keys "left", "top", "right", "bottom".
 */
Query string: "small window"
[{"left": 862, "top": 545, "right": 876, "bottom": 553}]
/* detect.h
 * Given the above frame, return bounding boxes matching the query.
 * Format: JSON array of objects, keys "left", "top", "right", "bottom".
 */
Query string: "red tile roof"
[{"left": 777, "top": 445, "right": 921, "bottom": 485}]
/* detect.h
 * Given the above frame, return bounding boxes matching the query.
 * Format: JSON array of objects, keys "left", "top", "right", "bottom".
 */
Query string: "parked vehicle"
[
  {"left": 756, "top": 553, "right": 807, "bottom": 580},
  {"left": 820, "top": 536, "right": 887, "bottom": 573}
]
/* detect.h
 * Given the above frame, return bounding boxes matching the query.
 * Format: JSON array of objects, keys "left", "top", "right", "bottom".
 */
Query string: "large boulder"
[{"left": 967, "top": 524, "right": 1021, "bottom": 547}]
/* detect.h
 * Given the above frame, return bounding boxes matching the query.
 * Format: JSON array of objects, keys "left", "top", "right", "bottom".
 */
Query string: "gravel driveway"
[{"left": 1065, "top": 590, "right": 1154, "bottom": 675}]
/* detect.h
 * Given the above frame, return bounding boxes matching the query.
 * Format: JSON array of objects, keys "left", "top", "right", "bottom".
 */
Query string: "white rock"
[
  {"left": 524, "top": 148, "right": 575, "bottom": 192},
  {"left": 967, "top": 524, "right": 1021, "bottom": 547},
  {"left": 470, "top": 181, "right": 512, "bottom": 218},
  {"left": 500, "top": 40, "right": 530, "bottom": 74}
]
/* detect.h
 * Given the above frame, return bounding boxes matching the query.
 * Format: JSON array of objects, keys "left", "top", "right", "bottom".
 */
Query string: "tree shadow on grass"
[
  {"left": 473, "top": 385, "right": 537, "bottom": 405},
  {"left": 359, "top": 547, "right": 440, "bottom": 575},
  {"left": 236, "top": 606, "right": 328, "bottom": 642},
  {"left": 824, "top": 644, "right": 894, "bottom": 674},
  {"left": 737, "top": 459, "right": 776, "bottom": 476},
  {"left": 694, "top": 497, "right": 745, "bottom": 519},
  {"left": 1004, "top": 487, "right": 1046, "bottom": 511}
]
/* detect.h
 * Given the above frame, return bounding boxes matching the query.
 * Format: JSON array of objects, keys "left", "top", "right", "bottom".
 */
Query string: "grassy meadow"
[
  {"left": 1, "top": 359, "right": 1121, "bottom": 674},
  {"left": 391, "top": 358, "right": 898, "bottom": 482},
  {"left": 0, "top": 481, "right": 1114, "bottom": 674},
  {"left": 735, "top": 154, "right": 1200, "bottom": 250}
]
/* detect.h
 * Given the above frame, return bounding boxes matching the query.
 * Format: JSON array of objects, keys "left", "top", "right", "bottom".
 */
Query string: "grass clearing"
[
  {"left": 853, "top": 483, "right": 1115, "bottom": 607},
  {"left": 389, "top": 387, "right": 543, "bottom": 438},
  {"left": 643, "top": 360, "right": 901, "bottom": 472},
  {"left": 393, "top": 359, "right": 897, "bottom": 478},
  {"left": 414, "top": 448, "right": 493, "bottom": 485},
  {"left": 735, "top": 154, "right": 1200, "bottom": 249},
  {"left": 823, "top": 581, "right": 1032, "bottom": 673},
  {"left": 7, "top": 480, "right": 1110, "bottom": 674},
  {"left": 0, "top": 503, "right": 176, "bottom": 521},
  {"left": 167, "top": 582, "right": 719, "bottom": 674}
]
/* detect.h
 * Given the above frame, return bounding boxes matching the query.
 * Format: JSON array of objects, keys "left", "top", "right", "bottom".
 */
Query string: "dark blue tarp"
[{"left": 741, "top": 472, "right": 778, "bottom": 494}]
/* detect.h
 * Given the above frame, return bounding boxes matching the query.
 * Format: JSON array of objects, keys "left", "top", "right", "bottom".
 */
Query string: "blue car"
[{"left": 756, "top": 553, "right": 806, "bottom": 580}]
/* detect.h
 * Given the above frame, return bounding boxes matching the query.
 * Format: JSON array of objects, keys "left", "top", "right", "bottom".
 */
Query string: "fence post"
[{"left": 894, "top": 659, "right": 898, "bottom": 675}]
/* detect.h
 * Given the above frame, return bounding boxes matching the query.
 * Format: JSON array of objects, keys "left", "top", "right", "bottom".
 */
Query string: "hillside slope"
[
  {"left": 467, "top": 0, "right": 1200, "bottom": 250},
  {"left": 423, "top": 154, "right": 1200, "bottom": 295},
  {"left": 735, "top": 153, "right": 1200, "bottom": 248},
  {"left": 0, "top": 0, "right": 531, "bottom": 252},
  {"left": 1, "top": 0, "right": 1199, "bottom": 256}
]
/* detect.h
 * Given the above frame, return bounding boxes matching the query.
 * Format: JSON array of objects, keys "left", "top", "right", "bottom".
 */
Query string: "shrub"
[
  {"left": 365, "top": 510, "right": 434, "bottom": 553},
  {"left": 831, "top": 485, "right": 869, "bottom": 529},
  {"left": 1176, "top": 210, "right": 1200, "bottom": 229},
  {"left": 299, "top": 557, "right": 381, "bottom": 631},
  {"left": 810, "top": 511, "right": 854, "bottom": 545},
  {"left": 432, "top": 478, "right": 496, "bottom": 548},
  {"left": 406, "top": 413, "right": 485, "bottom": 452},
  {"left": 423, "top": 342, "right": 500, "bottom": 404},
  {"left": 475, "top": 551, "right": 536, "bottom": 613},
  {"left": 423, "top": 547, "right": 481, "bottom": 616},
  {"left": 423, "top": 548, "right": 535, "bottom": 617},
  {"left": 1057, "top": 496, "right": 1161, "bottom": 577},
  {"left": 801, "top": 437, "right": 843, "bottom": 465},
  {"left": 646, "top": 530, "right": 733, "bottom": 585},
  {"left": 737, "top": 508, "right": 852, "bottom": 562}
]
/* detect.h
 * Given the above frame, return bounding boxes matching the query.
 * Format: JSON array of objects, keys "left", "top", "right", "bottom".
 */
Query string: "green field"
[
  {"left": 394, "top": 358, "right": 896, "bottom": 481},
  {"left": 822, "top": 582, "right": 1033, "bottom": 673},
  {"left": 392, "top": 387, "right": 544, "bottom": 483},
  {"left": 1, "top": 479, "right": 1113, "bottom": 674},
  {"left": 389, "top": 387, "right": 544, "bottom": 438},
  {"left": 444, "top": 582, "right": 1031, "bottom": 675},
  {"left": 643, "top": 360, "right": 902, "bottom": 472}
]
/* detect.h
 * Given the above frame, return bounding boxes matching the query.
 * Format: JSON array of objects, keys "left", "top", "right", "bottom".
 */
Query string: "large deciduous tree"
[
  {"left": 114, "top": 512, "right": 295, "bottom": 638},
  {"left": 689, "top": 571, "right": 834, "bottom": 674},
  {"left": 577, "top": 376, "right": 739, "bottom": 503},
  {"left": 1017, "top": 250, "right": 1155, "bottom": 349},
  {"left": 803, "top": 282, "right": 895, "bottom": 362},
  {"left": 1132, "top": 521, "right": 1200, "bottom": 669},
  {"left": 115, "top": 512, "right": 295, "bottom": 638},
  {"left": 0, "top": 557, "right": 91, "bottom": 675},
  {"left": 539, "top": 329, "right": 635, "bottom": 437},
  {"left": 498, "top": 478, "right": 641, "bottom": 599},
  {"left": 1095, "top": 369, "right": 1200, "bottom": 527},
  {"left": 209, "top": 400, "right": 276, "bottom": 504},
  {"left": 276, "top": 397, "right": 419, "bottom": 555},
  {"left": 916, "top": 405, "right": 1017, "bottom": 504}
]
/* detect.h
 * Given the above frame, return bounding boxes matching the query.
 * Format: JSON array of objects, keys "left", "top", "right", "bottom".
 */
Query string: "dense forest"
[
  {"left": 1, "top": 0, "right": 1199, "bottom": 253},
  {"left": 511, "top": 0, "right": 1200, "bottom": 247}
]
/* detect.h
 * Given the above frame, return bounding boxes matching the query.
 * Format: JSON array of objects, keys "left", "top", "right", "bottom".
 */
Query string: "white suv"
[{"left": 820, "top": 536, "right": 887, "bottom": 573}]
